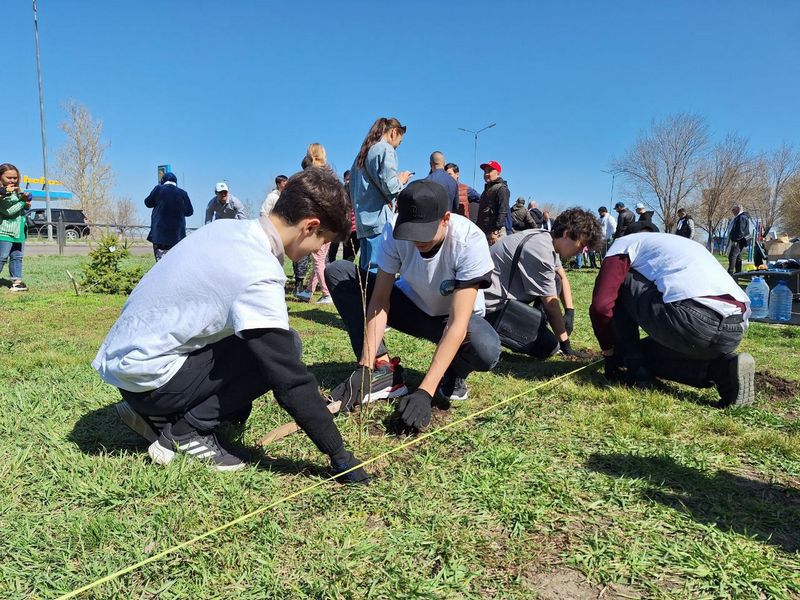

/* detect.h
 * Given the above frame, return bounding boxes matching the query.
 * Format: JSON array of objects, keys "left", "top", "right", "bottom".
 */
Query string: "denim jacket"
[{"left": 350, "top": 140, "right": 403, "bottom": 238}]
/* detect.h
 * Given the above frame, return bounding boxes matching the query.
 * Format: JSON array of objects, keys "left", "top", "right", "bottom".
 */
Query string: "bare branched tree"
[
  {"left": 107, "top": 197, "right": 139, "bottom": 237},
  {"left": 750, "top": 143, "right": 800, "bottom": 233},
  {"left": 612, "top": 113, "right": 709, "bottom": 232},
  {"left": 696, "top": 134, "right": 757, "bottom": 249},
  {"left": 240, "top": 197, "right": 258, "bottom": 220},
  {"left": 56, "top": 100, "right": 114, "bottom": 222},
  {"left": 780, "top": 175, "right": 800, "bottom": 235},
  {"left": 538, "top": 201, "right": 560, "bottom": 217}
]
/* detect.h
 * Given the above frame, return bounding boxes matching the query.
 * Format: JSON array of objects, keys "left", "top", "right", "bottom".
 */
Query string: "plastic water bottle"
[
  {"left": 746, "top": 276, "right": 770, "bottom": 319},
  {"left": 768, "top": 280, "right": 793, "bottom": 322}
]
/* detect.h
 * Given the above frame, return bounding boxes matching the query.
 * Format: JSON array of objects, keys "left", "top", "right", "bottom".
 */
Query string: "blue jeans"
[
  {"left": 0, "top": 240, "right": 24, "bottom": 280},
  {"left": 357, "top": 234, "right": 382, "bottom": 273}
]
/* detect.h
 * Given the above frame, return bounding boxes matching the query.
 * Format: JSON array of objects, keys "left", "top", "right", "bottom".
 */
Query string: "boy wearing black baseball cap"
[{"left": 325, "top": 180, "right": 501, "bottom": 431}]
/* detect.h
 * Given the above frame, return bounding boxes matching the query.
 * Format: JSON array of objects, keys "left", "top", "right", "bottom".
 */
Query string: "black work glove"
[
  {"left": 330, "top": 448, "right": 371, "bottom": 484},
  {"left": 559, "top": 339, "right": 590, "bottom": 358},
  {"left": 396, "top": 389, "right": 433, "bottom": 431},
  {"left": 329, "top": 365, "right": 371, "bottom": 412},
  {"left": 563, "top": 308, "right": 575, "bottom": 336}
]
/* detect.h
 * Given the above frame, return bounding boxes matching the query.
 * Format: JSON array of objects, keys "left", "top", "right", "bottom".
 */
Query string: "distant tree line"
[{"left": 611, "top": 113, "right": 800, "bottom": 247}]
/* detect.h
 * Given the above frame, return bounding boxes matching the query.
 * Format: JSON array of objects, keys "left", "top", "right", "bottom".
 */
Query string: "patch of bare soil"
[
  {"left": 560, "top": 348, "right": 604, "bottom": 362},
  {"left": 755, "top": 370, "right": 800, "bottom": 402},
  {"left": 524, "top": 568, "right": 642, "bottom": 600}
]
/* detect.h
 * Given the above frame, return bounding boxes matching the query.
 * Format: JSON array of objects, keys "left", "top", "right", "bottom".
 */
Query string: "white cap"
[
  {"left": 635, "top": 202, "right": 645, "bottom": 209},
  {"left": 215, "top": 182, "right": 229, "bottom": 193}
]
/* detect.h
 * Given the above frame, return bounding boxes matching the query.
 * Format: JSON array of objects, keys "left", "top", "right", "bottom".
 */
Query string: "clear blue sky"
[{"left": 5, "top": 0, "right": 799, "bottom": 228}]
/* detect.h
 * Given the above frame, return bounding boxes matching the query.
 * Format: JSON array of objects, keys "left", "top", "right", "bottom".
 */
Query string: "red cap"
[{"left": 480, "top": 160, "right": 502, "bottom": 174}]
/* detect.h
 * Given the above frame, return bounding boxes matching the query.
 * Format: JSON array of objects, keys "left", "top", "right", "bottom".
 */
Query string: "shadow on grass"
[
  {"left": 499, "top": 354, "right": 721, "bottom": 408},
  {"left": 70, "top": 405, "right": 329, "bottom": 477},
  {"left": 648, "top": 379, "right": 720, "bottom": 407},
  {"left": 69, "top": 403, "right": 149, "bottom": 455},
  {"left": 494, "top": 351, "right": 602, "bottom": 384},
  {"left": 252, "top": 453, "right": 329, "bottom": 478},
  {"left": 290, "top": 308, "right": 345, "bottom": 330},
  {"left": 309, "top": 360, "right": 427, "bottom": 392},
  {"left": 586, "top": 453, "right": 800, "bottom": 552},
  {"left": 306, "top": 360, "right": 358, "bottom": 391}
]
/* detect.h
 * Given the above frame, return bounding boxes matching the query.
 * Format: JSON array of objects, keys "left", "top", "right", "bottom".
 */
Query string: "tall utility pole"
[
  {"left": 32, "top": 0, "right": 53, "bottom": 239},
  {"left": 600, "top": 169, "right": 620, "bottom": 205},
  {"left": 457, "top": 123, "right": 496, "bottom": 188}
]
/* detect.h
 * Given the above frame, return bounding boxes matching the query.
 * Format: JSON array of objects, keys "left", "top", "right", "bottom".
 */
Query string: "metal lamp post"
[
  {"left": 458, "top": 123, "right": 497, "bottom": 188},
  {"left": 600, "top": 169, "right": 620, "bottom": 204},
  {"left": 32, "top": 0, "right": 53, "bottom": 240}
]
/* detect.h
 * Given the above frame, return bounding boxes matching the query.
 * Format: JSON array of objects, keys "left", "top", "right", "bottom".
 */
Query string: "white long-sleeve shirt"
[
  {"left": 260, "top": 189, "right": 280, "bottom": 216},
  {"left": 599, "top": 213, "right": 616, "bottom": 239}
]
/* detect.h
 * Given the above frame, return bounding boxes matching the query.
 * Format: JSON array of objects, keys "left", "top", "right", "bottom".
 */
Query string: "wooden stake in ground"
[
  {"left": 257, "top": 400, "right": 342, "bottom": 446},
  {"left": 66, "top": 270, "right": 80, "bottom": 296}
]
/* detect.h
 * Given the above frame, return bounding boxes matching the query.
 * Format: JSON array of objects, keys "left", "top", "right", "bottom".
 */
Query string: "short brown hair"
[
  {"left": 273, "top": 168, "right": 350, "bottom": 242},
  {"left": 551, "top": 207, "right": 603, "bottom": 250}
]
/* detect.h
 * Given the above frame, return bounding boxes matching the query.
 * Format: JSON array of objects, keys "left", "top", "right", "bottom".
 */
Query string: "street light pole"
[
  {"left": 600, "top": 169, "right": 619, "bottom": 205},
  {"left": 458, "top": 123, "right": 497, "bottom": 188},
  {"left": 32, "top": 0, "right": 53, "bottom": 240}
]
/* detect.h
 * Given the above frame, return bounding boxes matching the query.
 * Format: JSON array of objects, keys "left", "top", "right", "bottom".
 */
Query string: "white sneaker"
[
  {"left": 317, "top": 295, "right": 334, "bottom": 304},
  {"left": 295, "top": 290, "right": 312, "bottom": 302}
]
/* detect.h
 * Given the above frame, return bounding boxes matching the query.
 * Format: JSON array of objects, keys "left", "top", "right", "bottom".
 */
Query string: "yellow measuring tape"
[{"left": 57, "top": 360, "right": 600, "bottom": 599}]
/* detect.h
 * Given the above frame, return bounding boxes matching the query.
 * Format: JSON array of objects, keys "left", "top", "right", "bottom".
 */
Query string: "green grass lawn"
[{"left": 1, "top": 256, "right": 798, "bottom": 599}]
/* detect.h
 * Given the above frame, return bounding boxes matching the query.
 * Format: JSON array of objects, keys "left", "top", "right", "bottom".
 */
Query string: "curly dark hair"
[{"left": 551, "top": 207, "right": 603, "bottom": 250}]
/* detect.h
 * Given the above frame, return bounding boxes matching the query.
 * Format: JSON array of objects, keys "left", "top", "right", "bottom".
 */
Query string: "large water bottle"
[
  {"left": 746, "top": 276, "right": 770, "bottom": 319},
  {"left": 768, "top": 280, "right": 793, "bottom": 322}
]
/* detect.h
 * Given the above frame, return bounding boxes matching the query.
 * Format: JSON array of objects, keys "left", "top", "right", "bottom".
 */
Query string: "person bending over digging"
[
  {"left": 92, "top": 168, "right": 369, "bottom": 481},
  {"left": 483, "top": 208, "right": 603, "bottom": 358},
  {"left": 325, "top": 180, "right": 502, "bottom": 431},
  {"left": 590, "top": 230, "right": 755, "bottom": 407}
]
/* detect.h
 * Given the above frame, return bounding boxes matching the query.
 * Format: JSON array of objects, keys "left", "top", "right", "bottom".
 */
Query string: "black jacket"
[
  {"left": 676, "top": 215, "right": 693, "bottom": 238},
  {"left": 511, "top": 203, "right": 536, "bottom": 231},
  {"left": 729, "top": 211, "right": 752, "bottom": 242},
  {"left": 145, "top": 182, "right": 194, "bottom": 246},
  {"left": 614, "top": 208, "right": 635, "bottom": 239},
  {"left": 476, "top": 177, "right": 510, "bottom": 234}
]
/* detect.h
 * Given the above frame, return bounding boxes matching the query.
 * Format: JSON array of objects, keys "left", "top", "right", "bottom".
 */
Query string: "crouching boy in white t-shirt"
[
  {"left": 92, "top": 168, "right": 369, "bottom": 480},
  {"left": 590, "top": 231, "right": 755, "bottom": 407},
  {"left": 324, "top": 180, "right": 501, "bottom": 432}
]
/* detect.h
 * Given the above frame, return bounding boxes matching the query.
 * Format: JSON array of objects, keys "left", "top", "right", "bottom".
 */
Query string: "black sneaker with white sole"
[
  {"left": 367, "top": 357, "right": 408, "bottom": 403},
  {"left": 712, "top": 352, "right": 755, "bottom": 408},
  {"left": 115, "top": 400, "right": 171, "bottom": 443},
  {"left": 148, "top": 423, "right": 246, "bottom": 472},
  {"left": 437, "top": 372, "right": 468, "bottom": 401}
]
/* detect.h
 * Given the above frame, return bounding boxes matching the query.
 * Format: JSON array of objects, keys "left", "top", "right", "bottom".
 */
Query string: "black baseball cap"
[
  {"left": 614, "top": 201, "right": 625, "bottom": 209},
  {"left": 393, "top": 180, "right": 450, "bottom": 242}
]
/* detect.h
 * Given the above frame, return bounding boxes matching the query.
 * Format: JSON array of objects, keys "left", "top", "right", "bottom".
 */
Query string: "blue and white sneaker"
[{"left": 116, "top": 400, "right": 171, "bottom": 443}]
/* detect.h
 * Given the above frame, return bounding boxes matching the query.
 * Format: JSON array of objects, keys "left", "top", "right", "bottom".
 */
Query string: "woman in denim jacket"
[{"left": 349, "top": 118, "right": 413, "bottom": 272}]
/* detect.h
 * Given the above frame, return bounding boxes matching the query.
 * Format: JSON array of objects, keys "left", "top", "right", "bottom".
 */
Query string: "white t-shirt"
[
  {"left": 260, "top": 189, "right": 280, "bottom": 216},
  {"left": 92, "top": 219, "right": 289, "bottom": 392},
  {"left": 376, "top": 214, "right": 494, "bottom": 317},
  {"left": 607, "top": 232, "right": 750, "bottom": 321}
]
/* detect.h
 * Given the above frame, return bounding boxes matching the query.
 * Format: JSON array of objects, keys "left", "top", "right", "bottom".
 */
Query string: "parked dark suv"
[{"left": 26, "top": 208, "right": 91, "bottom": 241}]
